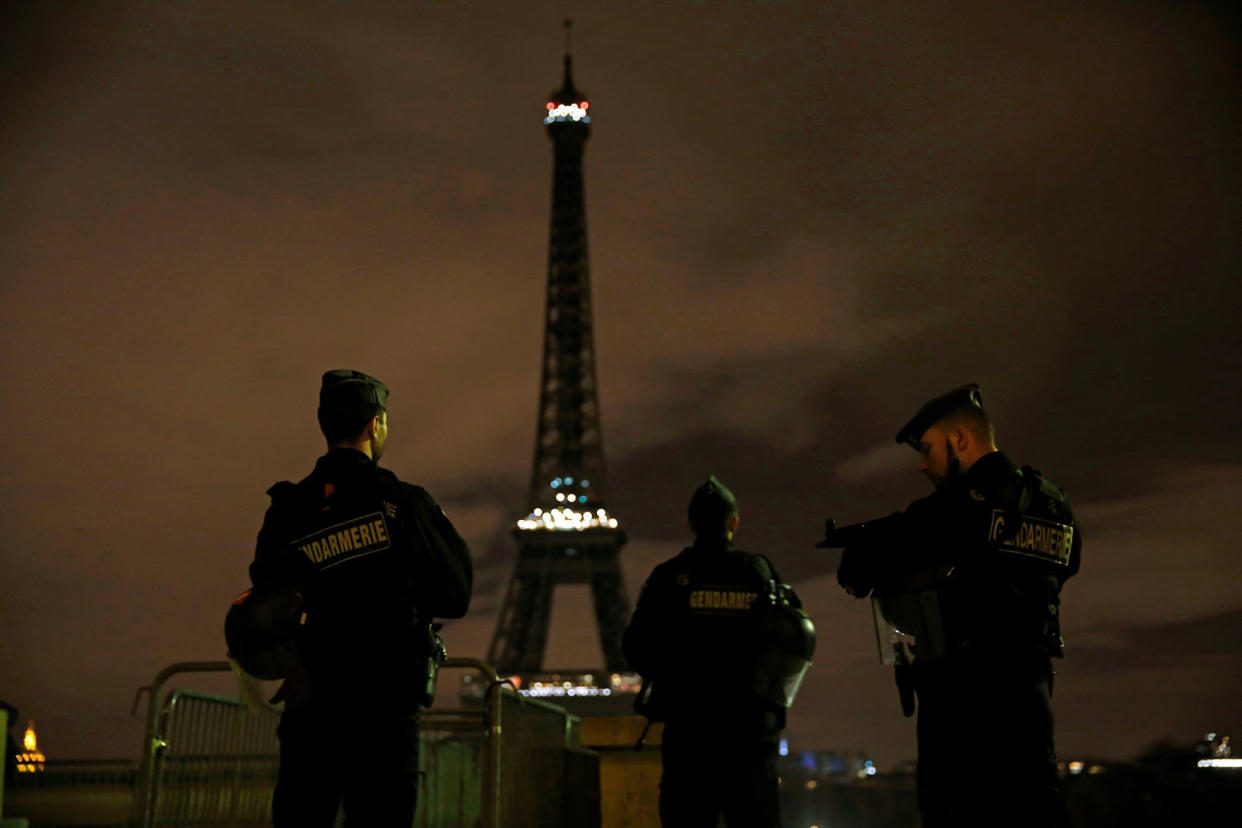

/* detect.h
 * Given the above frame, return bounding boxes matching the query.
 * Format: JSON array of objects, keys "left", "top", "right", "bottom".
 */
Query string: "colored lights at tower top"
[{"left": 545, "top": 101, "right": 590, "bottom": 124}]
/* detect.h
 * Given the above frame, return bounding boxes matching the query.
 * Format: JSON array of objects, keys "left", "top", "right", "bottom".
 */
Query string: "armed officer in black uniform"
[
  {"left": 624, "top": 477, "right": 803, "bottom": 828},
  {"left": 832, "top": 384, "right": 1080, "bottom": 827},
  {"left": 248, "top": 370, "right": 472, "bottom": 827}
]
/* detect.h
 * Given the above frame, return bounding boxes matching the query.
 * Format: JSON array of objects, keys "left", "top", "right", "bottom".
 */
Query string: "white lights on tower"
[{"left": 517, "top": 504, "right": 620, "bottom": 531}]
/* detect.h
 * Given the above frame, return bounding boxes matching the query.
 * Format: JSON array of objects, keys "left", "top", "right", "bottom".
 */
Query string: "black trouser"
[
  {"left": 659, "top": 711, "right": 782, "bottom": 828},
  {"left": 273, "top": 706, "right": 420, "bottom": 828},
  {"left": 914, "top": 664, "right": 1071, "bottom": 827}
]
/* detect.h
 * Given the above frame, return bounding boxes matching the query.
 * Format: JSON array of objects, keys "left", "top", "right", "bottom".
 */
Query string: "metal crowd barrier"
[{"left": 131, "top": 658, "right": 583, "bottom": 828}]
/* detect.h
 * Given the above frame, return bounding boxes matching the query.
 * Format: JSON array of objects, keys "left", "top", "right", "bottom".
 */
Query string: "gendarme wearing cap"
[
  {"left": 895, "top": 383, "right": 985, "bottom": 447},
  {"left": 317, "top": 369, "right": 390, "bottom": 461}
]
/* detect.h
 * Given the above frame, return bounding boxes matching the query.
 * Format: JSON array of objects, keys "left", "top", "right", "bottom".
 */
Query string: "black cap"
[
  {"left": 318, "top": 369, "right": 389, "bottom": 417},
  {"left": 689, "top": 475, "right": 738, "bottom": 537},
  {"left": 895, "top": 383, "right": 984, "bottom": 446}
]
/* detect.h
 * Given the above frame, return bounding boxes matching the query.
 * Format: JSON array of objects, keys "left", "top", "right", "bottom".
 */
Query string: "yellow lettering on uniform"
[
  {"left": 337, "top": 530, "right": 353, "bottom": 552},
  {"left": 327, "top": 535, "right": 340, "bottom": 556},
  {"left": 350, "top": 527, "right": 362, "bottom": 547},
  {"left": 310, "top": 541, "right": 324, "bottom": 562},
  {"left": 373, "top": 520, "right": 388, "bottom": 542},
  {"left": 359, "top": 524, "right": 374, "bottom": 546}
]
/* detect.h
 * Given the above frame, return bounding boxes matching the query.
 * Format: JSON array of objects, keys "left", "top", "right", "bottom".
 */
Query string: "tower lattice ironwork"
[{"left": 487, "top": 46, "right": 631, "bottom": 677}]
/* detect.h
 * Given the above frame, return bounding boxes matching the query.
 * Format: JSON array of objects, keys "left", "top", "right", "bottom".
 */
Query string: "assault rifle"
[{"left": 814, "top": 517, "right": 896, "bottom": 550}]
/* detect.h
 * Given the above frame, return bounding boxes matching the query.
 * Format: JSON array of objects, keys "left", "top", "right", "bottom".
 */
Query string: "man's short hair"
[
  {"left": 316, "top": 369, "right": 389, "bottom": 444},
  {"left": 937, "top": 404, "right": 994, "bottom": 445},
  {"left": 318, "top": 402, "right": 384, "bottom": 444},
  {"left": 689, "top": 476, "right": 738, "bottom": 538}
]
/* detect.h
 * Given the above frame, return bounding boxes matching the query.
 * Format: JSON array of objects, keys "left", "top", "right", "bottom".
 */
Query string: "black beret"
[
  {"left": 895, "top": 383, "right": 983, "bottom": 446},
  {"left": 689, "top": 475, "right": 738, "bottom": 525},
  {"left": 318, "top": 369, "right": 389, "bottom": 415}
]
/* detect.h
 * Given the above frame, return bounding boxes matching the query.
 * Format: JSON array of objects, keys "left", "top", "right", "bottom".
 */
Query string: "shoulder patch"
[
  {"left": 988, "top": 509, "right": 1074, "bottom": 566},
  {"left": 687, "top": 585, "right": 760, "bottom": 613},
  {"left": 289, "top": 512, "right": 392, "bottom": 570}
]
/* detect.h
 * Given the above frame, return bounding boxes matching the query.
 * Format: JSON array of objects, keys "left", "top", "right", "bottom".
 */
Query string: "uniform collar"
[
  {"left": 314, "top": 447, "right": 376, "bottom": 475},
  {"left": 961, "top": 450, "right": 1016, "bottom": 487},
  {"left": 688, "top": 535, "right": 735, "bottom": 554}
]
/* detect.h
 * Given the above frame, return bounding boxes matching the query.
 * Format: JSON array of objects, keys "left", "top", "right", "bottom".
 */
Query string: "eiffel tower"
[{"left": 487, "top": 36, "right": 633, "bottom": 693}]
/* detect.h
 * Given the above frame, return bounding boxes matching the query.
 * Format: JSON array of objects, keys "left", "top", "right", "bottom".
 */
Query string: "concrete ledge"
[
  {"left": 580, "top": 716, "right": 663, "bottom": 828},
  {"left": 580, "top": 715, "right": 663, "bottom": 749}
]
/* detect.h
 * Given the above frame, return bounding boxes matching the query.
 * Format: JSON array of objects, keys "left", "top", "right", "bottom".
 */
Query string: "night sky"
[{"left": 2, "top": 1, "right": 1240, "bottom": 769}]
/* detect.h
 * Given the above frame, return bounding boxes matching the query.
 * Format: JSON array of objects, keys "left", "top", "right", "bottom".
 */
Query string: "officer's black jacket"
[
  {"left": 250, "top": 448, "right": 472, "bottom": 709},
  {"left": 838, "top": 451, "right": 1081, "bottom": 672},
  {"left": 623, "top": 537, "right": 801, "bottom": 721}
]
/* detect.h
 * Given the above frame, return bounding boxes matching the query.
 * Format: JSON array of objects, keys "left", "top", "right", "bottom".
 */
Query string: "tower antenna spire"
[{"left": 563, "top": 18, "right": 574, "bottom": 84}]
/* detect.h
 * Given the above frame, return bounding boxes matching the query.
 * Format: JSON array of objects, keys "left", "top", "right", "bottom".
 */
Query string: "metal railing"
[{"left": 131, "top": 658, "right": 583, "bottom": 828}]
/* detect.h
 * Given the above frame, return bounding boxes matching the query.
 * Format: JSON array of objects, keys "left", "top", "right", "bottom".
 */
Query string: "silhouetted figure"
[
  {"left": 832, "top": 384, "right": 1080, "bottom": 827},
  {"left": 625, "top": 477, "right": 809, "bottom": 828},
  {"left": 247, "top": 370, "right": 472, "bottom": 827}
]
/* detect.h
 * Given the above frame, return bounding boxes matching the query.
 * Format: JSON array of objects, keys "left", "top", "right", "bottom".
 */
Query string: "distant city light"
[
  {"left": 1199, "top": 759, "right": 1242, "bottom": 768},
  {"left": 17, "top": 720, "right": 45, "bottom": 773},
  {"left": 501, "top": 671, "right": 641, "bottom": 699},
  {"left": 779, "top": 738, "right": 788, "bottom": 757}
]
